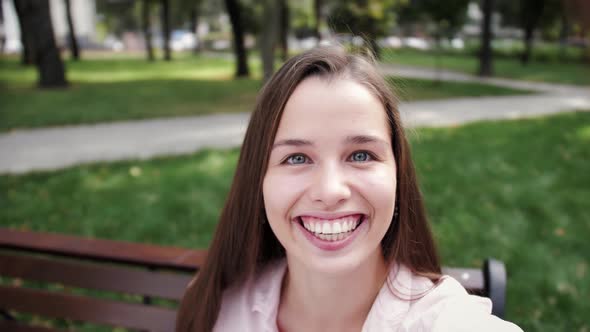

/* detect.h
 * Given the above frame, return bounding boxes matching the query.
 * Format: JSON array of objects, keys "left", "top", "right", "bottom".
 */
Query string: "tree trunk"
[
  {"left": 434, "top": 33, "right": 442, "bottom": 84},
  {"left": 0, "top": 0, "right": 5, "bottom": 52},
  {"left": 161, "top": 0, "right": 171, "bottom": 61},
  {"left": 15, "top": 0, "right": 67, "bottom": 88},
  {"left": 558, "top": 12, "right": 569, "bottom": 61},
  {"left": 478, "top": 0, "right": 494, "bottom": 77},
  {"left": 13, "top": 0, "right": 34, "bottom": 65},
  {"left": 314, "top": 0, "right": 322, "bottom": 42},
  {"left": 278, "top": 0, "right": 289, "bottom": 61},
  {"left": 190, "top": 6, "right": 201, "bottom": 54},
  {"left": 142, "top": 0, "right": 154, "bottom": 61},
  {"left": 261, "top": 0, "right": 280, "bottom": 82},
  {"left": 64, "top": 0, "right": 79, "bottom": 60},
  {"left": 520, "top": 0, "right": 545, "bottom": 65},
  {"left": 521, "top": 24, "right": 534, "bottom": 65},
  {"left": 224, "top": 0, "right": 249, "bottom": 77}
]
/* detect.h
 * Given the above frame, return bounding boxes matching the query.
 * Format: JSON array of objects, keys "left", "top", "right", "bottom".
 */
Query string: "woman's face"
[{"left": 263, "top": 76, "right": 397, "bottom": 274}]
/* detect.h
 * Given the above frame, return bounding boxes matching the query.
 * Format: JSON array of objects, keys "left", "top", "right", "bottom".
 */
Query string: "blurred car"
[
  {"left": 403, "top": 37, "right": 430, "bottom": 50},
  {"left": 171, "top": 30, "right": 197, "bottom": 51}
]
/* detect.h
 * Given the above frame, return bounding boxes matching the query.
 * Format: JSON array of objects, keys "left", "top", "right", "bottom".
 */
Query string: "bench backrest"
[{"left": 0, "top": 228, "right": 505, "bottom": 331}]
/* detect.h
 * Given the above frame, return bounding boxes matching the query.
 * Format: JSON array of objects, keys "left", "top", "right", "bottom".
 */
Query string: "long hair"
[{"left": 176, "top": 46, "right": 441, "bottom": 332}]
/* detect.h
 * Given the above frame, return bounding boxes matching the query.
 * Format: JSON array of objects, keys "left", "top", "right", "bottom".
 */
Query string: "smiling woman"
[{"left": 176, "top": 47, "right": 523, "bottom": 332}]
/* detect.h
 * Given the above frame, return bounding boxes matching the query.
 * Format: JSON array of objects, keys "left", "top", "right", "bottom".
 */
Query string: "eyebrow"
[
  {"left": 272, "top": 139, "right": 314, "bottom": 149},
  {"left": 272, "top": 135, "right": 389, "bottom": 150},
  {"left": 344, "top": 135, "right": 389, "bottom": 147}
]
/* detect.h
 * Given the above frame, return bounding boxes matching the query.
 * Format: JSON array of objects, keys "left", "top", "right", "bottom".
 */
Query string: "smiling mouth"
[{"left": 297, "top": 214, "right": 365, "bottom": 242}]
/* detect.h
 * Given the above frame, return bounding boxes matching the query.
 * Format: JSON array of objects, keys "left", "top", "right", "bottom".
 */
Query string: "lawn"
[
  {"left": 382, "top": 48, "right": 590, "bottom": 86},
  {"left": 0, "top": 54, "right": 531, "bottom": 132},
  {"left": 1, "top": 111, "right": 589, "bottom": 331}
]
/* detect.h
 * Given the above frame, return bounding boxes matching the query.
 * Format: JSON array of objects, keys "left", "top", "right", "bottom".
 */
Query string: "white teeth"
[
  {"left": 341, "top": 221, "right": 350, "bottom": 232},
  {"left": 300, "top": 215, "right": 365, "bottom": 241}
]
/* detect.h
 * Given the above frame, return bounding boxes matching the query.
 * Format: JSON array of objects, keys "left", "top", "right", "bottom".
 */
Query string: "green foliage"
[
  {"left": 400, "top": 0, "right": 470, "bottom": 38},
  {"left": 1, "top": 112, "right": 589, "bottom": 330},
  {"left": 496, "top": 0, "right": 565, "bottom": 40},
  {"left": 96, "top": 0, "right": 139, "bottom": 36},
  {"left": 329, "top": 0, "right": 403, "bottom": 37},
  {"left": 290, "top": 0, "right": 317, "bottom": 38}
]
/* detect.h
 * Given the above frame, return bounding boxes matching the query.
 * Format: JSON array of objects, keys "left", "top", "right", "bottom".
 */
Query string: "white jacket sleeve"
[{"left": 401, "top": 276, "right": 523, "bottom": 332}]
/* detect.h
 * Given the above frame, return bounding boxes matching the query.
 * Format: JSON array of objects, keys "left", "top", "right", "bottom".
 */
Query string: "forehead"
[{"left": 275, "top": 76, "right": 390, "bottom": 140}]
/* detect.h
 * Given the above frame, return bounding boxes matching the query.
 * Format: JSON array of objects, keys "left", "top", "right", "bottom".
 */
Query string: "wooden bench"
[{"left": 0, "top": 228, "right": 507, "bottom": 331}]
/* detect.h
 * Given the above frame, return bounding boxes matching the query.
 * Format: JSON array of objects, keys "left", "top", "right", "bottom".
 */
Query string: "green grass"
[
  {"left": 1, "top": 111, "right": 589, "bottom": 331},
  {"left": 382, "top": 48, "right": 590, "bottom": 86},
  {"left": 0, "top": 54, "right": 531, "bottom": 132}
]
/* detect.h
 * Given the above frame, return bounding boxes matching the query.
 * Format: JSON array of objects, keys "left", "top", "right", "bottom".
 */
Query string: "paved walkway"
[{"left": 1, "top": 65, "right": 588, "bottom": 174}]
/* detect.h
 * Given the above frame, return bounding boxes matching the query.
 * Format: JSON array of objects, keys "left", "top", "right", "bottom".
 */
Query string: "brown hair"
[{"left": 176, "top": 46, "right": 441, "bottom": 332}]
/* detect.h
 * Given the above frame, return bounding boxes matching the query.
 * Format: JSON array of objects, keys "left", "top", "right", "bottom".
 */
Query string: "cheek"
[
  {"left": 263, "top": 171, "right": 306, "bottom": 220},
  {"left": 354, "top": 166, "right": 397, "bottom": 217}
]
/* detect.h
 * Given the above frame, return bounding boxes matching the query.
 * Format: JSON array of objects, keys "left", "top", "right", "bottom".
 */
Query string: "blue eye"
[
  {"left": 350, "top": 151, "right": 371, "bottom": 162},
  {"left": 286, "top": 154, "right": 308, "bottom": 165}
]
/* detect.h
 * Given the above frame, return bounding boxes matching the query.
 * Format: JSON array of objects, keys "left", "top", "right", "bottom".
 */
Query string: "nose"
[{"left": 308, "top": 162, "right": 351, "bottom": 207}]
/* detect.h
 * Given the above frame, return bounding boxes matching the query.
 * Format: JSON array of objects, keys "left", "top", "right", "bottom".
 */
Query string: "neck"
[{"left": 279, "top": 250, "right": 389, "bottom": 331}]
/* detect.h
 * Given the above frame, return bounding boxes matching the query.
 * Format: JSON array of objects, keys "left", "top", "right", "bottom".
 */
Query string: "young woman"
[{"left": 176, "top": 46, "right": 522, "bottom": 332}]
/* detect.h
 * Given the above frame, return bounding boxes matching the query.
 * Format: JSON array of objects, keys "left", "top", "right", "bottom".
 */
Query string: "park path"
[{"left": 1, "top": 64, "right": 588, "bottom": 174}]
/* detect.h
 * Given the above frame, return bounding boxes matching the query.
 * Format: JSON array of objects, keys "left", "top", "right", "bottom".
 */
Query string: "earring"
[{"left": 394, "top": 204, "right": 399, "bottom": 220}]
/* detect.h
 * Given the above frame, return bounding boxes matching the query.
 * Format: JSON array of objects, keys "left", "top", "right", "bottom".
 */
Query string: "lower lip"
[{"left": 295, "top": 216, "right": 367, "bottom": 251}]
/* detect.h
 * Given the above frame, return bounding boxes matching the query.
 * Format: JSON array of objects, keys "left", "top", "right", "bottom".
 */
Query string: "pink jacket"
[{"left": 213, "top": 260, "right": 523, "bottom": 331}]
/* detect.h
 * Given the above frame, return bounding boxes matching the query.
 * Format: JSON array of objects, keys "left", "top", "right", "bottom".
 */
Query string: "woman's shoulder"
[
  {"left": 403, "top": 274, "right": 523, "bottom": 331},
  {"left": 213, "top": 260, "right": 287, "bottom": 332}
]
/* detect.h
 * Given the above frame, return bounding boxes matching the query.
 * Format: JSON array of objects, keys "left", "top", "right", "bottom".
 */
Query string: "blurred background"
[{"left": 0, "top": 0, "right": 589, "bottom": 331}]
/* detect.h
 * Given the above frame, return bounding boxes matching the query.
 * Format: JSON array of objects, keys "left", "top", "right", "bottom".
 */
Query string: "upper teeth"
[{"left": 301, "top": 215, "right": 361, "bottom": 234}]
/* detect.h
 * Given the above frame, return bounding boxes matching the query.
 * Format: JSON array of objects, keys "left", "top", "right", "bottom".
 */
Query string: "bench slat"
[
  {"left": 0, "top": 253, "right": 192, "bottom": 301},
  {"left": 0, "top": 228, "right": 205, "bottom": 271},
  {"left": 0, "top": 285, "right": 176, "bottom": 332}
]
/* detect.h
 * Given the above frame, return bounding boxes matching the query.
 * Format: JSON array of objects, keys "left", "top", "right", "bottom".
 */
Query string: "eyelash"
[{"left": 281, "top": 151, "right": 377, "bottom": 165}]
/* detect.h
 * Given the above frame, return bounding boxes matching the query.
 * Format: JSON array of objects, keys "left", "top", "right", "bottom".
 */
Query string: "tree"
[
  {"left": 0, "top": 1, "right": 5, "bottom": 52},
  {"left": 519, "top": 0, "right": 546, "bottom": 65},
  {"left": 278, "top": 0, "right": 290, "bottom": 61},
  {"left": 329, "top": 0, "right": 400, "bottom": 59},
  {"left": 170, "top": 0, "right": 203, "bottom": 54},
  {"left": 160, "top": 0, "right": 171, "bottom": 61},
  {"left": 478, "top": 0, "right": 494, "bottom": 76},
  {"left": 13, "top": 0, "right": 34, "bottom": 65},
  {"left": 142, "top": 0, "right": 155, "bottom": 61},
  {"left": 564, "top": 0, "right": 590, "bottom": 62},
  {"left": 13, "top": 0, "right": 67, "bottom": 88},
  {"left": 497, "top": 0, "right": 564, "bottom": 64},
  {"left": 224, "top": 0, "right": 250, "bottom": 77},
  {"left": 260, "top": 0, "right": 280, "bottom": 81},
  {"left": 400, "top": 0, "right": 470, "bottom": 81},
  {"left": 411, "top": 0, "right": 470, "bottom": 43},
  {"left": 189, "top": 4, "right": 201, "bottom": 54},
  {"left": 314, "top": 0, "right": 322, "bottom": 40},
  {"left": 96, "top": 0, "right": 138, "bottom": 37},
  {"left": 64, "top": 0, "right": 80, "bottom": 60}
]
